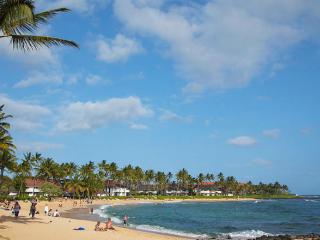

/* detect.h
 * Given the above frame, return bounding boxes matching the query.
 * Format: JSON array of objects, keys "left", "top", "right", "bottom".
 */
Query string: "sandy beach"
[{"left": 0, "top": 198, "right": 254, "bottom": 240}]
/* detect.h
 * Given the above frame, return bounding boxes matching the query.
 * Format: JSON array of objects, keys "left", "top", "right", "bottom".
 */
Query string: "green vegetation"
[
  {"left": 0, "top": 105, "right": 293, "bottom": 200},
  {"left": 0, "top": 0, "right": 78, "bottom": 51},
  {"left": 40, "top": 182, "right": 63, "bottom": 198}
]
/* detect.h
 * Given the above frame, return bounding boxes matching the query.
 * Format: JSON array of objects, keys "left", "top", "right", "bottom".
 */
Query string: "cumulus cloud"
[
  {"left": 0, "top": 94, "right": 51, "bottom": 131},
  {"left": 55, "top": 96, "right": 153, "bottom": 132},
  {"left": 159, "top": 110, "right": 193, "bottom": 123},
  {"left": 14, "top": 71, "right": 63, "bottom": 88},
  {"left": 17, "top": 142, "right": 63, "bottom": 152},
  {"left": 37, "top": 0, "right": 110, "bottom": 14},
  {"left": 228, "top": 136, "right": 257, "bottom": 147},
  {"left": 96, "top": 34, "right": 143, "bottom": 63},
  {"left": 113, "top": 0, "right": 320, "bottom": 93},
  {"left": 262, "top": 129, "right": 280, "bottom": 139},
  {"left": 0, "top": 35, "right": 58, "bottom": 65}
]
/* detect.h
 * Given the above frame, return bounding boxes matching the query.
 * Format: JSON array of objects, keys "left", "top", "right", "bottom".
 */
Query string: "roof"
[{"left": 25, "top": 178, "right": 61, "bottom": 188}]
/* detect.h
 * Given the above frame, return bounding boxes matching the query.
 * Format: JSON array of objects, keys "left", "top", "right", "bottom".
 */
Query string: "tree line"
[{"left": 0, "top": 105, "right": 289, "bottom": 198}]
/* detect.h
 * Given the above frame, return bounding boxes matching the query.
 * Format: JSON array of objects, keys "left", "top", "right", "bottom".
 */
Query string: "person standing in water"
[{"left": 123, "top": 215, "right": 128, "bottom": 226}]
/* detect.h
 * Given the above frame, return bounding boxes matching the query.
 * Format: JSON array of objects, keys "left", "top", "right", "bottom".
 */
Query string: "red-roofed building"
[{"left": 24, "top": 178, "right": 61, "bottom": 196}]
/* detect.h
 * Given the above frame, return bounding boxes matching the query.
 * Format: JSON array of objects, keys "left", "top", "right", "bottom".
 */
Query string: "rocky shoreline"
[
  {"left": 253, "top": 234, "right": 320, "bottom": 240},
  {"left": 207, "top": 234, "right": 320, "bottom": 240}
]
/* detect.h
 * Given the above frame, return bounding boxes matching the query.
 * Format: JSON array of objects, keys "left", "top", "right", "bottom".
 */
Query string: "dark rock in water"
[{"left": 254, "top": 234, "right": 320, "bottom": 240}]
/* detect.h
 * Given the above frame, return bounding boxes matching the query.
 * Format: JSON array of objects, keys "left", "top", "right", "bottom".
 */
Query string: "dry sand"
[{"left": 0, "top": 198, "right": 254, "bottom": 240}]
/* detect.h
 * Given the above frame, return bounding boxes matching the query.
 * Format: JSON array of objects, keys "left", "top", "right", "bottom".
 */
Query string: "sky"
[{"left": 1, "top": 0, "right": 320, "bottom": 194}]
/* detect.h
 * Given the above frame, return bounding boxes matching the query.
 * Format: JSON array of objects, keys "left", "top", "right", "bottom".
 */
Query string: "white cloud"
[
  {"left": 0, "top": 94, "right": 51, "bottom": 131},
  {"left": 14, "top": 71, "right": 63, "bottom": 88},
  {"left": 251, "top": 158, "right": 272, "bottom": 166},
  {"left": 0, "top": 35, "right": 58, "bottom": 65},
  {"left": 55, "top": 96, "right": 153, "bottom": 132},
  {"left": 262, "top": 129, "right": 280, "bottom": 139},
  {"left": 228, "top": 136, "right": 257, "bottom": 147},
  {"left": 17, "top": 142, "right": 63, "bottom": 152},
  {"left": 37, "top": 0, "right": 110, "bottom": 14},
  {"left": 130, "top": 123, "right": 149, "bottom": 130},
  {"left": 113, "top": 0, "right": 319, "bottom": 93},
  {"left": 96, "top": 34, "right": 143, "bottom": 63},
  {"left": 159, "top": 110, "right": 192, "bottom": 123}
]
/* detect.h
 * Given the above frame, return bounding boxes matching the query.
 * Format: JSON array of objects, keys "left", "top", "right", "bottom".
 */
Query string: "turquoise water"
[{"left": 95, "top": 197, "right": 320, "bottom": 239}]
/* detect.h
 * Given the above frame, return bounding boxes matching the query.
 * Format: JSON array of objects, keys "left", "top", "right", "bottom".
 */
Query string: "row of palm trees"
[
  {"left": 0, "top": 105, "right": 289, "bottom": 198},
  {"left": 1, "top": 151, "right": 289, "bottom": 198}
]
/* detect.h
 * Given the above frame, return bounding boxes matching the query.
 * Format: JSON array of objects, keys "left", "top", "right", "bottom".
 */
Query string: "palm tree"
[
  {"left": 0, "top": 149, "right": 16, "bottom": 186},
  {"left": 0, "top": 130, "right": 15, "bottom": 153},
  {"left": 36, "top": 157, "right": 57, "bottom": 181},
  {"left": 0, "top": 105, "right": 12, "bottom": 133},
  {"left": 0, "top": 0, "right": 78, "bottom": 51},
  {"left": 196, "top": 173, "right": 205, "bottom": 194},
  {"left": 65, "top": 175, "right": 84, "bottom": 199},
  {"left": 15, "top": 153, "right": 34, "bottom": 195}
]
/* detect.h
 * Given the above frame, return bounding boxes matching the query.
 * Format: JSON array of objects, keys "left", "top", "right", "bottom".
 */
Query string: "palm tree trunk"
[{"left": 0, "top": 166, "right": 4, "bottom": 187}]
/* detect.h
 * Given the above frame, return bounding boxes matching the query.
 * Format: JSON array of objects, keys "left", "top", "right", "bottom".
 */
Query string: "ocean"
[{"left": 94, "top": 196, "right": 320, "bottom": 239}]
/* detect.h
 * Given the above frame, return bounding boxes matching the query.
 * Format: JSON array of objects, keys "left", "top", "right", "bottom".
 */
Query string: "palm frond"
[
  {"left": 10, "top": 34, "right": 79, "bottom": 51},
  {"left": 6, "top": 8, "right": 72, "bottom": 34},
  {"left": 34, "top": 8, "right": 70, "bottom": 24},
  {"left": 0, "top": 0, "right": 35, "bottom": 34}
]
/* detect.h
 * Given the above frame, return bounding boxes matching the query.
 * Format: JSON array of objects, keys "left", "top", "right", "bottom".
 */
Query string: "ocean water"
[{"left": 95, "top": 197, "right": 320, "bottom": 239}]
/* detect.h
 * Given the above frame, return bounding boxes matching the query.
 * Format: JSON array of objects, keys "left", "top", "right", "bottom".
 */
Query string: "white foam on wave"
[
  {"left": 225, "top": 230, "right": 273, "bottom": 239},
  {"left": 93, "top": 205, "right": 123, "bottom": 224},
  {"left": 305, "top": 199, "right": 318, "bottom": 202},
  {"left": 134, "top": 224, "right": 209, "bottom": 239}
]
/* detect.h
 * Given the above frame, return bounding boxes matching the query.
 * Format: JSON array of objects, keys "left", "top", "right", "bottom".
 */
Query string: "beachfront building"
[
  {"left": 25, "top": 178, "right": 46, "bottom": 196},
  {"left": 104, "top": 180, "right": 130, "bottom": 197},
  {"left": 196, "top": 182, "right": 222, "bottom": 196},
  {"left": 137, "top": 184, "right": 158, "bottom": 195},
  {"left": 24, "top": 178, "right": 62, "bottom": 196}
]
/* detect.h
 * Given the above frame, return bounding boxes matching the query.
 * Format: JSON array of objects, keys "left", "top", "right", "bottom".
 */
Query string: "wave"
[
  {"left": 94, "top": 205, "right": 123, "bottom": 224},
  {"left": 304, "top": 199, "right": 319, "bottom": 203},
  {"left": 134, "top": 224, "right": 209, "bottom": 239},
  {"left": 95, "top": 205, "right": 208, "bottom": 238},
  {"left": 225, "top": 230, "right": 273, "bottom": 239}
]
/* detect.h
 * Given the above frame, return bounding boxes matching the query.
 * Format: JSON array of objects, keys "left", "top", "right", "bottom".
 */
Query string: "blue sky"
[{"left": 1, "top": 0, "right": 320, "bottom": 194}]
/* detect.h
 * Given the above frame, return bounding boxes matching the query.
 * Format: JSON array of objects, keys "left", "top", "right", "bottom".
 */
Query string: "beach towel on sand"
[{"left": 73, "top": 227, "right": 85, "bottom": 230}]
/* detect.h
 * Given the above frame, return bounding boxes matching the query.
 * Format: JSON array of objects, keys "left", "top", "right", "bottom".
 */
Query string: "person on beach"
[
  {"left": 13, "top": 201, "right": 21, "bottom": 218},
  {"left": 90, "top": 207, "right": 94, "bottom": 214},
  {"left": 123, "top": 215, "right": 128, "bottom": 226},
  {"left": 48, "top": 208, "right": 53, "bottom": 216},
  {"left": 105, "top": 218, "right": 116, "bottom": 230},
  {"left": 44, "top": 204, "right": 49, "bottom": 215},
  {"left": 30, "top": 203, "right": 36, "bottom": 218},
  {"left": 94, "top": 221, "right": 103, "bottom": 231},
  {"left": 53, "top": 209, "right": 60, "bottom": 217}
]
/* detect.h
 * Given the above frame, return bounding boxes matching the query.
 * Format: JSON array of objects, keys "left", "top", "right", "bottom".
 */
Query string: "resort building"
[
  {"left": 104, "top": 180, "right": 130, "bottom": 197},
  {"left": 25, "top": 178, "right": 46, "bottom": 196},
  {"left": 24, "top": 178, "right": 61, "bottom": 196},
  {"left": 196, "top": 182, "right": 222, "bottom": 196}
]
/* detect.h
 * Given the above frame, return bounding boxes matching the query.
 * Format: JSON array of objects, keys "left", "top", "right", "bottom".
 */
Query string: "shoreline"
[
  {"left": 1, "top": 197, "right": 315, "bottom": 240},
  {"left": 0, "top": 197, "right": 255, "bottom": 240}
]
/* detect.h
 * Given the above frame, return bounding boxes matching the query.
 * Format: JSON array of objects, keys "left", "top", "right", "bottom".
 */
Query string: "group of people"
[
  {"left": 44, "top": 204, "right": 60, "bottom": 217},
  {"left": 94, "top": 218, "right": 116, "bottom": 231},
  {"left": 94, "top": 215, "right": 129, "bottom": 232},
  {"left": 5, "top": 199, "right": 61, "bottom": 219}
]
